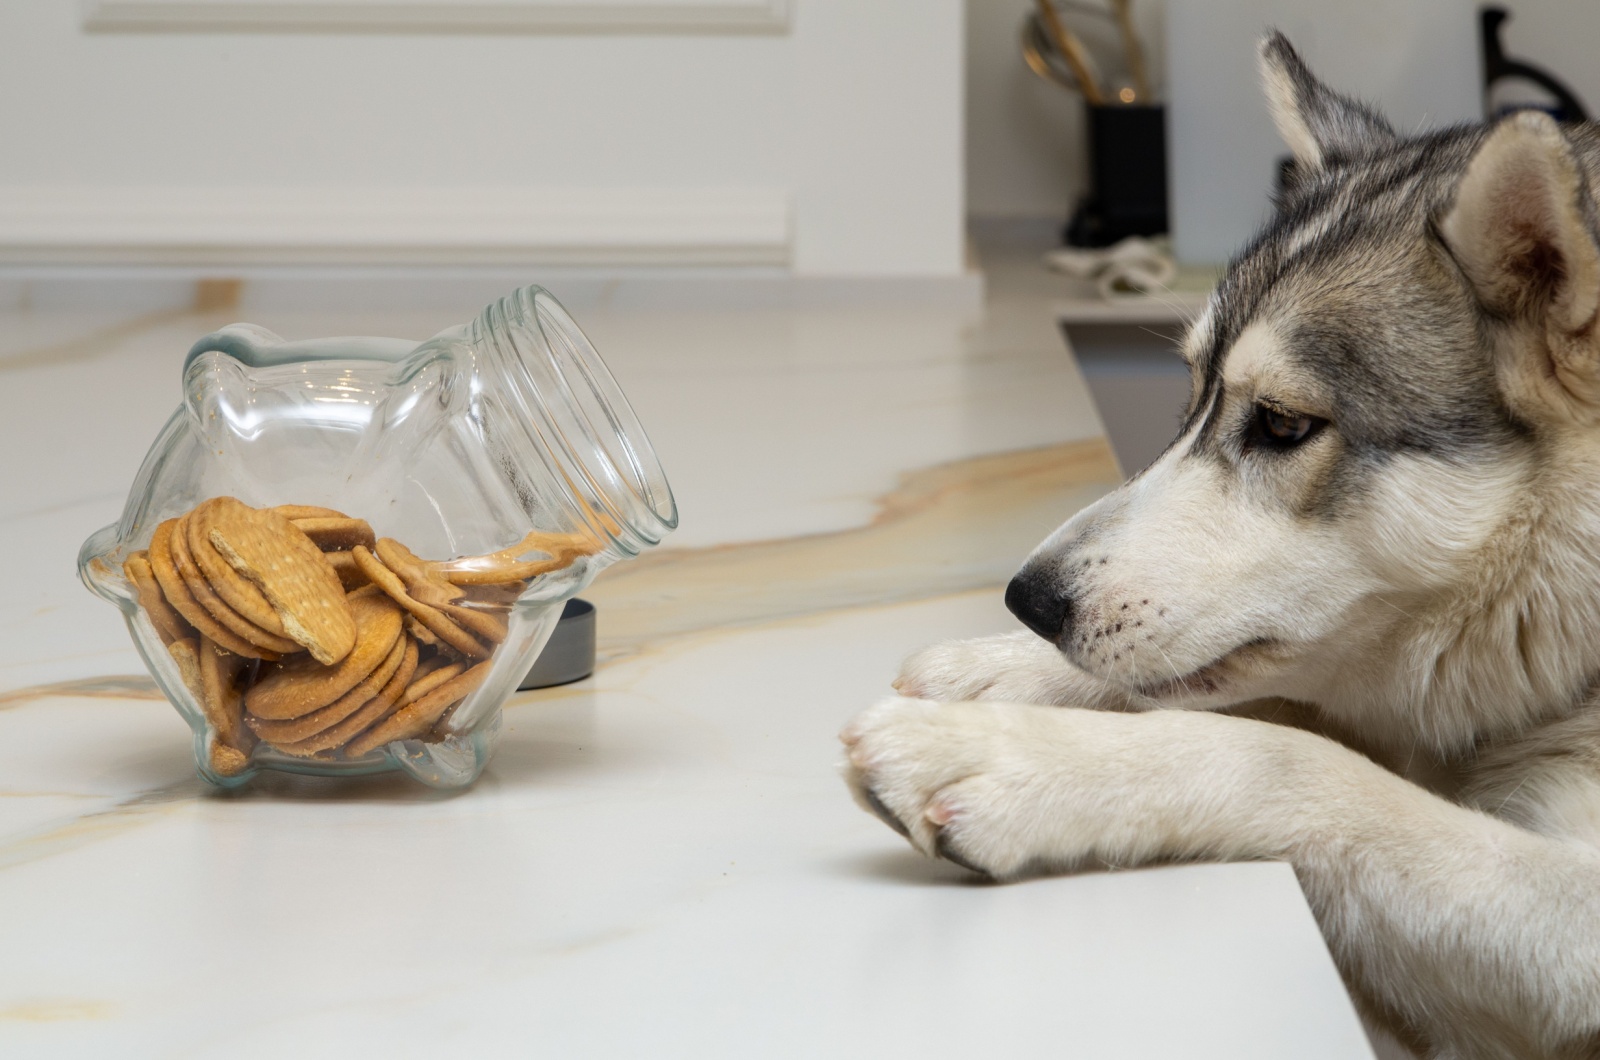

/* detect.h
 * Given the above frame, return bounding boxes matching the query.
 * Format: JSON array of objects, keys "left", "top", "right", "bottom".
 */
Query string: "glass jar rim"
[{"left": 473, "top": 286, "right": 678, "bottom": 557}]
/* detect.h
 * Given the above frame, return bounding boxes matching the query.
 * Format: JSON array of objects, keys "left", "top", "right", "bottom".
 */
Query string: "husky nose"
[{"left": 1005, "top": 569, "right": 1070, "bottom": 643}]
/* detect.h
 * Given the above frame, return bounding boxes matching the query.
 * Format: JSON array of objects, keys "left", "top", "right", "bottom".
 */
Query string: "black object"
[
  {"left": 1481, "top": 6, "right": 1587, "bottom": 122},
  {"left": 519, "top": 598, "right": 597, "bottom": 689},
  {"left": 1065, "top": 104, "right": 1169, "bottom": 248}
]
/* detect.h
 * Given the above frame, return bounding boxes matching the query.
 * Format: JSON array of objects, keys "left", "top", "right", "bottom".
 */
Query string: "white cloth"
[{"left": 1044, "top": 235, "right": 1176, "bottom": 300}]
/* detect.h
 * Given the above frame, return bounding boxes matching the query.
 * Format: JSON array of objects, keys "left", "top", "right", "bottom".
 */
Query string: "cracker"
[
  {"left": 326, "top": 550, "right": 371, "bottom": 591},
  {"left": 166, "top": 636, "right": 205, "bottom": 703},
  {"left": 209, "top": 744, "right": 251, "bottom": 776},
  {"left": 247, "top": 631, "right": 408, "bottom": 746},
  {"left": 401, "top": 660, "right": 465, "bottom": 702},
  {"left": 270, "top": 504, "right": 349, "bottom": 521},
  {"left": 198, "top": 637, "right": 250, "bottom": 748},
  {"left": 291, "top": 517, "right": 376, "bottom": 553},
  {"left": 170, "top": 635, "right": 250, "bottom": 759},
  {"left": 244, "top": 592, "right": 402, "bottom": 720},
  {"left": 404, "top": 614, "right": 442, "bottom": 649},
  {"left": 461, "top": 582, "right": 526, "bottom": 607},
  {"left": 375, "top": 538, "right": 462, "bottom": 606},
  {"left": 437, "top": 600, "right": 509, "bottom": 646},
  {"left": 279, "top": 637, "right": 421, "bottom": 758},
  {"left": 186, "top": 501, "right": 292, "bottom": 640},
  {"left": 205, "top": 497, "right": 356, "bottom": 665},
  {"left": 174, "top": 512, "right": 300, "bottom": 655},
  {"left": 372, "top": 538, "right": 510, "bottom": 644},
  {"left": 432, "top": 530, "right": 599, "bottom": 586},
  {"left": 346, "top": 660, "right": 490, "bottom": 757},
  {"left": 350, "top": 546, "right": 490, "bottom": 659},
  {"left": 124, "top": 551, "right": 191, "bottom": 645},
  {"left": 148, "top": 520, "right": 280, "bottom": 661}
]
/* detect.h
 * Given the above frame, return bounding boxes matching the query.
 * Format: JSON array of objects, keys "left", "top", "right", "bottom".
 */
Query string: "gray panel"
[
  {"left": 1066, "top": 323, "right": 1191, "bottom": 477},
  {"left": 1166, "top": 0, "right": 1478, "bottom": 265}
]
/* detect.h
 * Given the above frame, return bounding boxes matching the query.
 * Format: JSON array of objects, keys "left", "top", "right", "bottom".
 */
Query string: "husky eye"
[{"left": 1250, "top": 405, "right": 1325, "bottom": 449}]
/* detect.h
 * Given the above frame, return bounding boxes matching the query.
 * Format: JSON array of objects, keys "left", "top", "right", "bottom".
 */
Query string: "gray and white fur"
[{"left": 842, "top": 33, "right": 1600, "bottom": 1060}]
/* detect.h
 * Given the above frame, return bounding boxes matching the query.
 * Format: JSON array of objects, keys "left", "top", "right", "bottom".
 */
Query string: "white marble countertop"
[{"left": 0, "top": 248, "right": 1374, "bottom": 1057}]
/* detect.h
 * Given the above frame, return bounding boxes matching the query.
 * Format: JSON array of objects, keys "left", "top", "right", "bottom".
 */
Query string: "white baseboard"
[
  {"left": 83, "top": 0, "right": 790, "bottom": 34},
  {"left": 0, "top": 265, "right": 985, "bottom": 315},
  {"left": 0, "top": 186, "right": 790, "bottom": 268}
]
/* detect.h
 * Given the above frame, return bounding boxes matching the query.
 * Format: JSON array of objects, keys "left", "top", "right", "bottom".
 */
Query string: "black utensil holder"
[{"left": 1065, "top": 103, "right": 1169, "bottom": 248}]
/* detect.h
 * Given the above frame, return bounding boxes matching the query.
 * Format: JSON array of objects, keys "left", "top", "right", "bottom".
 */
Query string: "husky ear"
[
  {"left": 1439, "top": 111, "right": 1600, "bottom": 334},
  {"left": 1439, "top": 111, "right": 1600, "bottom": 415},
  {"left": 1259, "top": 32, "right": 1396, "bottom": 170}
]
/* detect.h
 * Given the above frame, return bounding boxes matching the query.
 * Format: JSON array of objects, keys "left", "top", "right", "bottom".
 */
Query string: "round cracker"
[
  {"left": 346, "top": 660, "right": 490, "bottom": 757},
  {"left": 375, "top": 538, "right": 463, "bottom": 606},
  {"left": 351, "top": 546, "right": 490, "bottom": 659},
  {"left": 197, "top": 635, "right": 251, "bottom": 752},
  {"left": 124, "top": 551, "right": 192, "bottom": 645},
  {"left": 280, "top": 637, "right": 421, "bottom": 757},
  {"left": 205, "top": 497, "right": 356, "bottom": 666},
  {"left": 326, "top": 550, "right": 372, "bottom": 592},
  {"left": 247, "top": 630, "right": 407, "bottom": 746},
  {"left": 148, "top": 520, "right": 280, "bottom": 661},
  {"left": 432, "top": 530, "right": 598, "bottom": 586},
  {"left": 187, "top": 501, "right": 292, "bottom": 641},
  {"left": 244, "top": 592, "right": 402, "bottom": 720},
  {"left": 270, "top": 504, "right": 349, "bottom": 521},
  {"left": 291, "top": 517, "right": 376, "bottom": 553},
  {"left": 173, "top": 512, "right": 300, "bottom": 655}
]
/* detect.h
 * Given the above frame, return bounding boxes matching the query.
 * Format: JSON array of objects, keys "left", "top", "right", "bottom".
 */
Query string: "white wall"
[{"left": 0, "top": 1, "right": 964, "bottom": 279}]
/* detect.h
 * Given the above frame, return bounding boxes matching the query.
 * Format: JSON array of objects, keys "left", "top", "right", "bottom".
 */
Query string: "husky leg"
[
  {"left": 841, "top": 698, "right": 1600, "bottom": 1059},
  {"left": 893, "top": 630, "right": 1133, "bottom": 708}
]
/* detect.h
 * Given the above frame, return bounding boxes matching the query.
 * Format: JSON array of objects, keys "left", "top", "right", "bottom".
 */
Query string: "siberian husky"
[{"left": 842, "top": 34, "right": 1600, "bottom": 1059}]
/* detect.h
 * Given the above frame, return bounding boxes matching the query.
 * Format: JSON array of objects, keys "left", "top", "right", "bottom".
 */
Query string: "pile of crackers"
[{"left": 122, "top": 496, "right": 595, "bottom": 776}]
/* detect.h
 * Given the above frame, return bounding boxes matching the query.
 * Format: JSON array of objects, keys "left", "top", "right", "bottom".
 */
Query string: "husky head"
[{"left": 1010, "top": 34, "right": 1600, "bottom": 750}]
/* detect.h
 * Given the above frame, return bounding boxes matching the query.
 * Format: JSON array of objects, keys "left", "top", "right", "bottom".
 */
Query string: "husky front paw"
[
  {"left": 841, "top": 697, "right": 1278, "bottom": 879},
  {"left": 893, "top": 631, "right": 1088, "bottom": 705},
  {"left": 840, "top": 696, "right": 1103, "bottom": 878}
]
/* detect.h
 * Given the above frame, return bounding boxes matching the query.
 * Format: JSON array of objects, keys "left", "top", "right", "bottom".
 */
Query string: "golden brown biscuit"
[
  {"left": 346, "top": 660, "right": 490, "bottom": 756},
  {"left": 124, "top": 551, "right": 192, "bottom": 645},
  {"left": 291, "top": 517, "right": 376, "bottom": 553},
  {"left": 170, "top": 635, "right": 250, "bottom": 761},
  {"left": 270, "top": 504, "right": 348, "bottom": 521},
  {"left": 166, "top": 636, "right": 205, "bottom": 703},
  {"left": 279, "top": 637, "right": 421, "bottom": 757},
  {"left": 185, "top": 502, "right": 292, "bottom": 639},
  {"left": 204, "top": 497, "right": 356, "bottom": 666},
  {"left": 374, "top": 538, "right": 462, "bottom": 606},
  {"left": 209, "top": 744, "right": 250, "bottom": 776},
  {"left": 404, "top": 614, "right": 442, "bottom": 649},
  {"left": 437, "top": 600, "right": 509, "bottom": 646},
  {"left": 198, "top": 637, "right": 249, "bottom": 747},
  {"left": 244, "top": 592, "right": 402, "bottom": 719},
  {"left": 432, "top": 530, "right": 599, "bottom": 586},
  {"left": 326, "top": 550, "right": 372, "bottom": 592},
  {"left": 246, "top": 630, "right": 407, "bottom": 746},
  {"left": 401, "top": 659, "right": 465, "bottom": 702},
  {"left": 350, "top": 546, "right": 490, "bottom": 659},
  {"left": 174, "top": 511, "right": 300, "bottom": 655},
  {"left": 372, "top": 538, "right": 511, "bottom": 645},
  {"left": 148, "top": 520, "right": 280, "bottom": 661},
  {"left": 460, "top": 582, "right": 527, "bottom": 606}
]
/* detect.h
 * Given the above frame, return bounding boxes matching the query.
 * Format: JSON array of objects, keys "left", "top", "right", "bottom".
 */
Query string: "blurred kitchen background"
[{"left": 0, "top": 0, "right": 1596, "bottom": 473}]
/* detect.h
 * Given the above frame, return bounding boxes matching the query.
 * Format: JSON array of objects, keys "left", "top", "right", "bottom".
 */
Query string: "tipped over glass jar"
[{"left": 78, "top": 286, "right": 676, "bottom": 789}]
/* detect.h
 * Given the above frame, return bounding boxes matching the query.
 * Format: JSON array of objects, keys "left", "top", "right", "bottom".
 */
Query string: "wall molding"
[
  {"left": 0, "top": 186, "right": 791, "bottom": 267},
  {"left": 82, "top": 0, "right": 790, "bottom": 34}
]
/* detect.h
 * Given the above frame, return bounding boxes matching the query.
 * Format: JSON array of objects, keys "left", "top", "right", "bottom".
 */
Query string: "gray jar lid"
[{"left": 520, "top": 598, "right": 597, "bottom": 690}]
